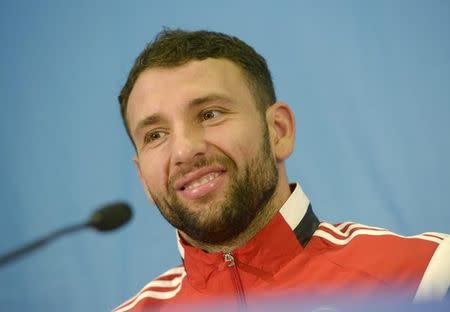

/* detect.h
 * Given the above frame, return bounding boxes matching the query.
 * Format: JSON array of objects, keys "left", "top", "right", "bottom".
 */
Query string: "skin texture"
[{"left": 127, "top": 58, "right": 296, "bottom": 252}]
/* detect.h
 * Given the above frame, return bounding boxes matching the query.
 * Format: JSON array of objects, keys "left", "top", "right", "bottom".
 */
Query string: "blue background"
[{"left": 0, "top": 1, "right": 449, "bottom": 311}]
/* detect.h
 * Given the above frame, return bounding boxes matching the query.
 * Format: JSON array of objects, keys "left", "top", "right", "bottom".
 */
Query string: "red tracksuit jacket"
[{"left": 113, "top": 184, "right": 450, "bottom": 311}]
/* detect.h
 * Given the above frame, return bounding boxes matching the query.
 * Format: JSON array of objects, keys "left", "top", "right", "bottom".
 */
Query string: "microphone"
[
  {"left": 87, "top": 202, "right": 132, "bottom": 231},
  {"left": 0, "top": 202, "right": 132, "bottom": 267}
]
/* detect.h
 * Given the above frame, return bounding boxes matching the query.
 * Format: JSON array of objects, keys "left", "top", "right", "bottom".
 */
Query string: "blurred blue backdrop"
[{"left": 0, "top": 1, "right": 449, "bottom": 311}]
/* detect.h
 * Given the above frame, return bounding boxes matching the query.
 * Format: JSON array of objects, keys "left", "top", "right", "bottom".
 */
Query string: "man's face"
[{"left": 127, "top": 58, "right": 278, "bottom": 244}]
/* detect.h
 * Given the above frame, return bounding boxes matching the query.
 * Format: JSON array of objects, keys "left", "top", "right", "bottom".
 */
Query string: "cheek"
[
  {"left": 138, "top": 152, "right": 170, "bottom": 191},
  {"left": 207, "top": 123, "right": 263, "bottom": 161}
]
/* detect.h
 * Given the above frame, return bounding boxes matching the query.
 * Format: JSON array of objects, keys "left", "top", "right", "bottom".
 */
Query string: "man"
[{"left": 113, "top": 29, "right": 449, "bottom": 311}]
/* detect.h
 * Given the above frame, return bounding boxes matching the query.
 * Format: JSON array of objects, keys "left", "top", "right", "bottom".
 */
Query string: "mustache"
[{"left": 168, "top": 155, "right": 235, "bottom": 187}]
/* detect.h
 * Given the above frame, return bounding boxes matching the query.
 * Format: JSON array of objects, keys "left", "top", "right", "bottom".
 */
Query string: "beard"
[{"left": 149, "top": 124, "right": 279, "bottom": 244}]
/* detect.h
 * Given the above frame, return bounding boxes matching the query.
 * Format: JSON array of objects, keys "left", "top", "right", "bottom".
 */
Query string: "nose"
[{"left": 171, "top": 124, "right": 207, "bottom": 167}]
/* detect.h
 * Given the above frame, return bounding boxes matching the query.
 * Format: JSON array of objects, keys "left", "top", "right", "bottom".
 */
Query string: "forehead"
[{"left": 126, "top": 59, "right": 256, "bottom": 131}]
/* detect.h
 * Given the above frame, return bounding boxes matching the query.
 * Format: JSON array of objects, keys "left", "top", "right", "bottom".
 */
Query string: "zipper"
[{"left": 224, "top": 252, "right": 247, "bottom": 311}]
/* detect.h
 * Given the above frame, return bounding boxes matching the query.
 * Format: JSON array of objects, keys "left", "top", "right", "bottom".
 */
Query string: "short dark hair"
[{"left": 119, "top": 28, "right": 277, "bottom": 145}]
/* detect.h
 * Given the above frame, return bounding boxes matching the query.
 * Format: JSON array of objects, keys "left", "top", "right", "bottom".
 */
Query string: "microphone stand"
[
  {"left": 0, "top": 202, "right": 131, "bottom": 268},
  {"left": 0, "top": 223, "right": 88, "bottom": 267}
]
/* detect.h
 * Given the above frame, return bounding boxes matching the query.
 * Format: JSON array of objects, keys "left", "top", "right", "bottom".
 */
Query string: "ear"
[
  {"left": 265, "top": 102, "right": 296, "bottom": 161},
  {"left": 133, "top": 155, "right": 156, "bottom": 205}
]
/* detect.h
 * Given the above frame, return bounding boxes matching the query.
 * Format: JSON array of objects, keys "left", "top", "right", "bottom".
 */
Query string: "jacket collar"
[{"left": 175, "top": 183, "right": 319, "bottom": 288}]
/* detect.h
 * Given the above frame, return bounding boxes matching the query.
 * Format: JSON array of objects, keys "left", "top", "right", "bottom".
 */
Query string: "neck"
[{"left": 180, "top": 176, "right": 292, "bottom": 253}]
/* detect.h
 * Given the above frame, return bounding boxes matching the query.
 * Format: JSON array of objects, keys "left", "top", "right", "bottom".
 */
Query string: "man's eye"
[
  {"left": 144, "top": 131, "right": 166, "bottom": 144},
  {"left": 201, "top": 110, "right": 221, "bottom": 121}
]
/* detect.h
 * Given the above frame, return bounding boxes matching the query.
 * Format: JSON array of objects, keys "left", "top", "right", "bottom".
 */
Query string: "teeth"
[{"left": 184, "top": 172, "right": 220, "bottom": 190}]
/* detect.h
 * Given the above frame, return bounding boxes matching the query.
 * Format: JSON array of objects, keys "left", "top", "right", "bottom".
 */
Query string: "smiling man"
[
  {"left": 113, "top": 29, "right": 450, "bottom": 311},
  {"left": 127, "top": 58, "right": 290, "bottom": 250}
]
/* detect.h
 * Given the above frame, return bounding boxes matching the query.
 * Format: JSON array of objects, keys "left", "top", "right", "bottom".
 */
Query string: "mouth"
[
  {"left": 174, "top": 166, "right": 227, "bottom": 201},
  {"left": 181, "top": 171, "right": 222, "bottom": 191}
]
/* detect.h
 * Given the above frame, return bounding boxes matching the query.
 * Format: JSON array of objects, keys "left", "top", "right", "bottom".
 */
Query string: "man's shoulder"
[
  {"left": 307, "top": 221, "right": 450, "bottom": 300},
  {"left": 112, "top": 265, "right": 186, "bottom": 312},
  {"left": 312, "top": 221, "right": 447, "bottom": 249},
  {"left": 310, "top": 221, "right": 448, "bottom": 264}
]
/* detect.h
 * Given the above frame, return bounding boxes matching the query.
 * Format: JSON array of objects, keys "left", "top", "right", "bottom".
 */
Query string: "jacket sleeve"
[{"left": 414, "top": 234, "right": 450, "bottom": 302}]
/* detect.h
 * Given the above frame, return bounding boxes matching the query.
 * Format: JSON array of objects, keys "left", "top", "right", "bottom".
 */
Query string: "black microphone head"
[{"left": 87, "top": 202, "right": 132, "bottom": 232}]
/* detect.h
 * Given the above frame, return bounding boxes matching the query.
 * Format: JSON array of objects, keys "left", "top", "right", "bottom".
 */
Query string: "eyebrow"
[
  {"left": 133, "top": 93, "right": 233, "bottom": 136},
  {"left": 134, "top": 114, "right": 163, "bottom": 137},
  {"left": 189, "top": 94, "right": 233, "bottom": 106}
]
